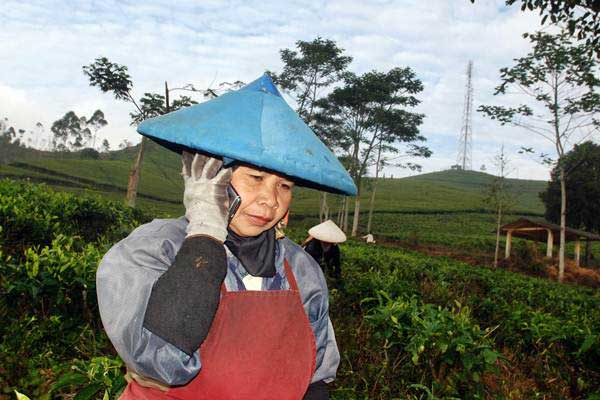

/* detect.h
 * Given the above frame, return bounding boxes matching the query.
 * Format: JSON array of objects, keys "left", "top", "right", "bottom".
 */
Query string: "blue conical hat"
[{"left": 137, "top": 74, "right": 357, "bottom": 196}]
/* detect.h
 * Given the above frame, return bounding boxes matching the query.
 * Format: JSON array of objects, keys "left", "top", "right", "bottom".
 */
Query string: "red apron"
[{"left": 121, "top": 260, "right": 317, "bottom": 399}]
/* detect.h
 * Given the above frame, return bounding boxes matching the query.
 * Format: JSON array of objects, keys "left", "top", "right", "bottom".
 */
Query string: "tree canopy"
[
  {"left": 470, "top": 0, "right": 600, "bottom": 57},
  {"left": 314, "top": 67, "right": 427, "bottom": 235},
  {"left": 270, "top": 37, "right": 352, "bottom": 125},
  {"left": 479, "top": 29, "right": 600, "bottom": 281},
  {"left": 540, "top": 141, "right": 600, "bottom": 233}
]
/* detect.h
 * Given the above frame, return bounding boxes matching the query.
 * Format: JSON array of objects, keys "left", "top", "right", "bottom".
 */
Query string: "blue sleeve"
[
  {"left": 282, "top": 239, "right": 340, "bottom": 383},
  {"left": 96, "top": 218, "right": 202, "bottom": 386}
]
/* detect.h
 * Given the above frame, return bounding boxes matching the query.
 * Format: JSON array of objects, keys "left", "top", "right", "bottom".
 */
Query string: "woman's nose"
[{"left": 257, "top": 183, "right": 279, "bottom": 209}]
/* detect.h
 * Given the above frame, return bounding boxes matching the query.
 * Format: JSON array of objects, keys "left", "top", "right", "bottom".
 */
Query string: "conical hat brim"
[
  {"left": 308, "top": 220, "right": 347, "bottom": 243},
  {"left": 137, "top": 75, "right": 357, "bottom": 196}
]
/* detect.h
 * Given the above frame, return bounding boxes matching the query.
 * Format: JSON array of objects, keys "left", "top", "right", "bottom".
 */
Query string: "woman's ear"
[
  {"left": 282, "top": 210, "right": 289, "bottom": 226},
  {"left": 275, "top": 210, "right": 290, "bottom": 240}
]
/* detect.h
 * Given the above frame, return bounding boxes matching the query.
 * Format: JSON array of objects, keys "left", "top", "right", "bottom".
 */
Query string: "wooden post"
[
  {"left": 546, "top": 229, "right": 554, "bottom": 258},
  {"left": 505, "top": 230, "right": 513, "bottom": 259},
  {"left": 575, "top": 239, "right": 581, "bottom": 267}
]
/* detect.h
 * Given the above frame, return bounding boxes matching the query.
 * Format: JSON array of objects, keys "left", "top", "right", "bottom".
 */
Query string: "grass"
[{"left": 1, "top": 142, "right": 548, "bottom": 216}]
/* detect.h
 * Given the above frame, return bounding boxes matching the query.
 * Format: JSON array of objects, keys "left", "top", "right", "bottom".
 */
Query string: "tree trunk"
[
  {"left": 343, "top": 196, "right": 349, "bottom": 233},
  {"left": 367, "top": 142, "right": 383, "bottom": 234},
  {"left": 494, "top": 204, "right": 502, "bottom": 268},
  {"left": 585, "top": 240, "right": 592, "bottom": 267},
  {"left": 337, "top": 197, "right": 343, "bottom": 226},
  {"left": 126, "top": 137, "right": 146, "bottom": 207},
  {"left": 558, "top": 166, "right": 566, "bottom": 282},
  {"left": 351, "top": 194, "right": 361, "bottom": 237},
  {"left": 165, "top": 81, "right": 170, "bottom": 113},
  {"left": 319, "top": 192, "right": 329, "bottom": 222},
  {"left": 367, "top": 184, "right": 377, "bottom": 234}
]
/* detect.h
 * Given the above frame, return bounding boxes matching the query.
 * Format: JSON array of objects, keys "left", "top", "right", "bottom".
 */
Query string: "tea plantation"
[{"left": 2, "top": 179, "right": 599, "bottom": 399}]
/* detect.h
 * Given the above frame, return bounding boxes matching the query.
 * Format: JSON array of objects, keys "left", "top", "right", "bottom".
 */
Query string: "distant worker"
[
  {"left": 303, "top": 220, "right": 346, "bottom": 279},
  {"left": 361, "top": 233, "right": 376, "bottom": 244}
]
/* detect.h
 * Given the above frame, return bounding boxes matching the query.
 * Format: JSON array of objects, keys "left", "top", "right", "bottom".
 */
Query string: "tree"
[
  {"left": 470, "top": 0, "right": 600, "bottom": 57},
  {"left": 51, "top": 111, "right": 89, "bottom": 151},
  {"left": 540, "top": 141, "right": 600, "bottom": 265},
  {"left": 101, "top": 139, "right": 110, "bottom": 153},
  {"left": 484, "top": 146, "right": 517, "bottom": 268},
  {"left": 270, "top": 37, "right": 352, "bottom": 222},
  {"left": 83, "top": 57, "right": 207, "bottom": 207},
  {"left": 479, "top": 30, "right": 600, "bottom": 281},
  {"left": 119, "top": 139, "right": 133, "bottom": 149},
  {"left": 365, "top": 141, "right": 431, "bottom": 234},
  {"left": 50, "top": 110, "right": 107, "bottom": 152},
  {"left": 88, "top": 110, "right": 108, "bottom": 149},
  {"left": 315, "top": 68, "right": 426, "bottom": 236}
]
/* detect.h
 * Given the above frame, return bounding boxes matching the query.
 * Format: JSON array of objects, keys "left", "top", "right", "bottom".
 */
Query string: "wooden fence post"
[
  {"left": 505, "top": 230, "right": 513, "bottom": 259},
  {"left": 546, "top": 229, "right": 553, "bottom": 258}
]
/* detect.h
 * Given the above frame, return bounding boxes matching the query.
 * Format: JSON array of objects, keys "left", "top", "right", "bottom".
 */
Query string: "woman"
[
  {"left": 303, "top": 220, "right": 347, "bottom": 280},
  {"left": 96, "top": 74, "right": 356, "bottom": 399}
]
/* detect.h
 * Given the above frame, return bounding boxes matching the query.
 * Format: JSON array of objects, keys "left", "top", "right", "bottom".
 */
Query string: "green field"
[
  {"left": 0, "top": 141, "right": 547, "bottom": 217},
  {"left": 5, "top": 142, "right": 599, "bottom": 267},
  {"left": 2, "top": 179, "right": 599, "bottom": 399}
]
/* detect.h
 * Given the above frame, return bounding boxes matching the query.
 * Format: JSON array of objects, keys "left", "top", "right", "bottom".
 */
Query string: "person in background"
[
  {"left": 361, "top": 233, "right": 376, "bottom": 244},
  {"left": 303, "top": 220, "right": 346, "bottom": 280},
  {"left": 96, "top": 74, "right": 357, "bottom": 400}
]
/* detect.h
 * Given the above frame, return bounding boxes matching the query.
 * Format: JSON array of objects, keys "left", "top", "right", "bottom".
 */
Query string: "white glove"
[{"left": 182, "top": 151, "right": 232, "bottom": 242}]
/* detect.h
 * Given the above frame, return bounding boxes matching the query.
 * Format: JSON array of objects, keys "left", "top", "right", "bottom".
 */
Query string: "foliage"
[
  {"left": 0, "top": 179, "right": 148, "bottom": 256},
  {"left": 479, "top": 29, "right": 600, "bottom": 281},
  {"left": 470, "top": 0, "right": 600, "bottom": 58},
  {"left": 540, "top": 141, "right": 600, "bottom": 233},
  {"left": 270, "top": 37, "right": 352, "bottom": 134},
  {"left": 0, "top": 180, "right": 147, "bottom": 398},
  {"left": 2, "top": 178, "right": 600, "bottom": 399},
  {"left": 50, "top": 110, "right": 108, "bottom": 152},
  {"left": 314, "top": 67, "right": 427, "bottom": 235},
  {"left": 331, "top": 242, "right": 600, "bottom": 399},
  {"left": 479, "top": 30, "right": 599, "bottom": 137},
  {"left": 82, "top": 57, "right": 133, "bottom": 101},
  {"left": 364, "top": 291, "right": 499, "bottom": 398}
]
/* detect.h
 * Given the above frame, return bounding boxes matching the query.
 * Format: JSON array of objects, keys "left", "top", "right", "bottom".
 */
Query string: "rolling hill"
[{"left": 0, "top": 141, "right": 548, "bottom": 218}]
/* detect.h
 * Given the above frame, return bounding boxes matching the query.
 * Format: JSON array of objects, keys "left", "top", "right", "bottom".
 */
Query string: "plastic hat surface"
[
  {"left": 308, "top": 220, "right": 347, "bottom": 244},
  {"left": 137, "top": 74, "right": 357, "bottom": 196}
]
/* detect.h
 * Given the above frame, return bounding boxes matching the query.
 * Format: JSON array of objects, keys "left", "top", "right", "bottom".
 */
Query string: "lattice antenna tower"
[{"left": 457, "top": 61, "right": 474, "bottom": 171}]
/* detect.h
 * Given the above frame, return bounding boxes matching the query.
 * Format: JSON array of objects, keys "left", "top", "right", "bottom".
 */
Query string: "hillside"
[{"left": 0, "top": 143, "right": 548, "bottom": 218}]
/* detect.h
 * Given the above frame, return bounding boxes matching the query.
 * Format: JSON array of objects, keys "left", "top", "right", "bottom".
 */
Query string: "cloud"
[{"left": 0, "top": 0, "right": 582, "bottom": 180}]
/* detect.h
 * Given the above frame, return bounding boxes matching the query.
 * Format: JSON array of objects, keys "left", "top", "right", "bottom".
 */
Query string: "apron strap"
[{"left": 283, "top": 259, "right": 300, "bottom": 291}]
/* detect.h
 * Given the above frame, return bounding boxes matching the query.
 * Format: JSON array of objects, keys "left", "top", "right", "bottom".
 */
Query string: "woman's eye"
[
  {"left": 250, "top": 174, "right": 263, "bottom": 182},
  {"left": 280, "top": 183, "right": 293, "bottom": 191}
]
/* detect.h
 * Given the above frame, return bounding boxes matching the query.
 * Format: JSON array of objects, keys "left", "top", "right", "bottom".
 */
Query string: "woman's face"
[{"left": 228, "top": 165, "right": 294, "bottom": 237}]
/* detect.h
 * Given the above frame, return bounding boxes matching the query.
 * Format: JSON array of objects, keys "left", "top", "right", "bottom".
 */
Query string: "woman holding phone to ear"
[{"left": 96, "top": 74, "right": 356, "bottom": 400}]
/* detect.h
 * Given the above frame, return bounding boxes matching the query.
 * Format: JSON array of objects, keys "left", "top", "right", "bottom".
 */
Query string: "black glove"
[
  {"left": 303, "top": 381, "right": 329, "bottom": 400},
  {"left": 143, "top": 235, "right": 227, "bottom": 355}
]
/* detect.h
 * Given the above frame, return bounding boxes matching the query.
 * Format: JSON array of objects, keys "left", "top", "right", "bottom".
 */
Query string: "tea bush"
[
  {"left": 0, "top": 179, "right": 148, "bottom": 257},
  {"left": 0, "top": 180, "right": 146, "bottom": 399},
  {"left": 331, "top": 243, "right": 600, "bottom": 399},
  {"left": 3, "top": 179, "right": 599, "bottom": 399}
]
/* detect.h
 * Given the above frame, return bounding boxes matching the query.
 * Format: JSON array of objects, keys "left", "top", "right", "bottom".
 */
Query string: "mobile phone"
[{"left": 227, "top": 184, "right": 241, "bottom": 223}]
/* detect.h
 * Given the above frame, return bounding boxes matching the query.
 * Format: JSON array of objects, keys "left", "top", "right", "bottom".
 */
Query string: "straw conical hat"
[
  {"left": 308, "top": 220, "right": 347, "bottom": 244},
  {"left": 137, "top": 74, "right": 356, "bottom": 196}
]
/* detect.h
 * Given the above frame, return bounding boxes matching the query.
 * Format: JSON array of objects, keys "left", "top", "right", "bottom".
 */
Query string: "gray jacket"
[{"left": 96, "top": 217, "right": 340, "bottom": 386}]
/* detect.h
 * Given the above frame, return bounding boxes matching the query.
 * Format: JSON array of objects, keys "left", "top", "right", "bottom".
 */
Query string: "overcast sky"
[{"left": 1, "top": 0, "right": 591, "bottom": 181}]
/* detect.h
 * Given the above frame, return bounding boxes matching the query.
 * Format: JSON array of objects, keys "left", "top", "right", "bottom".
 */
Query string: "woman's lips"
[{"left": 246, "top": 214, "right": 273, "bottom": 226}]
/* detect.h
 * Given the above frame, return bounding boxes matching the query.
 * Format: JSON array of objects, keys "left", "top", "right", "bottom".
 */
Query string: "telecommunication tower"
[{"left": 457, "top": 61, "right": 474, "bottom": 171}]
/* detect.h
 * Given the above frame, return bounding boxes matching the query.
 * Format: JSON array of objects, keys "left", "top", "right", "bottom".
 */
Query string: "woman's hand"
[{"left": 182, "top": 151, "right": 232, "bottom": 242}]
